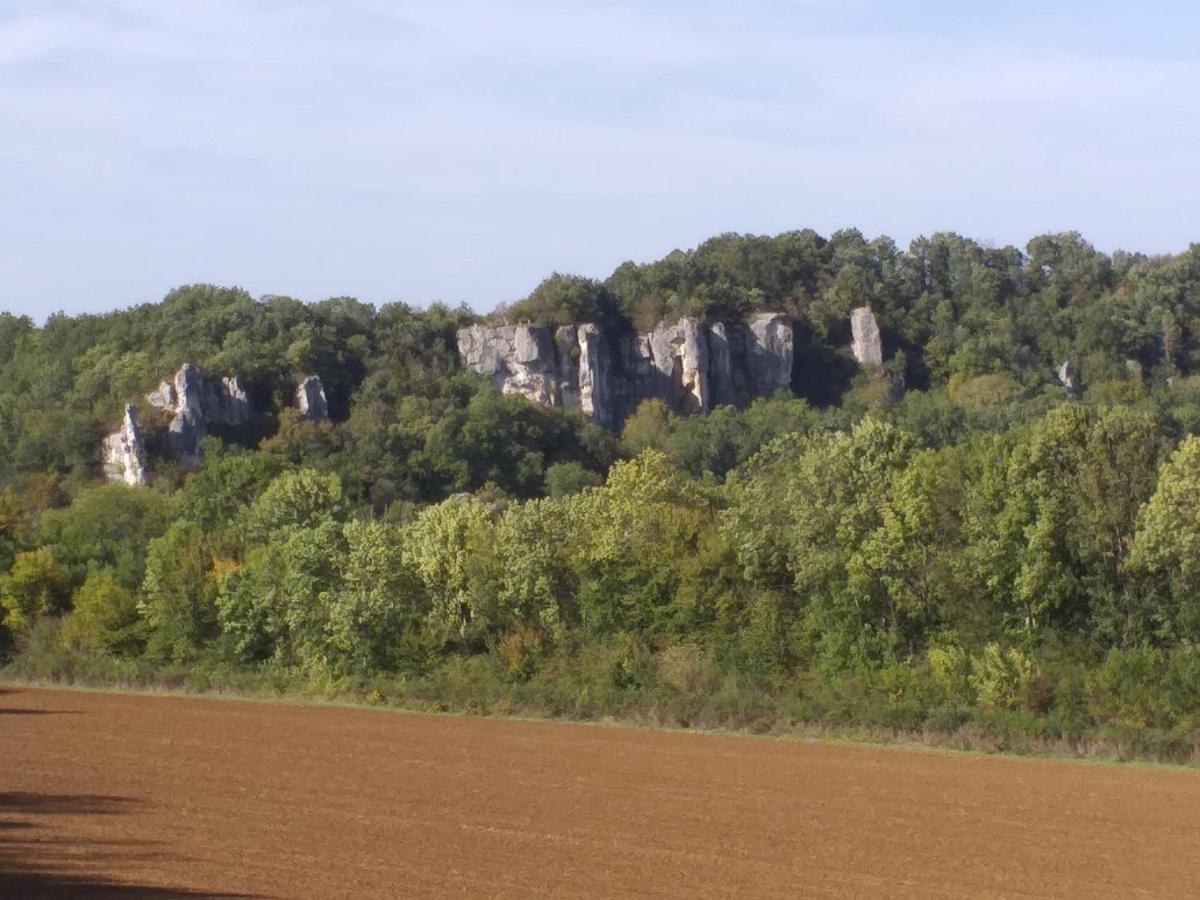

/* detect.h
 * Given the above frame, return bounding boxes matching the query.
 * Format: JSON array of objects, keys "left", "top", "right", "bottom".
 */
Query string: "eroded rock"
[
  {"left": 146, "top": 363, "right": 257, "bottom": 467},
  {"left": 1058, "top": 360, "right": 1082, "bottom": 401},
  {"left": 851, "top": 307, "right": 883, "bottom": 367},
  {"left": 457, "top": 324, "right": 559, "bottom": 407},
  {"left": 457, "top": 313, "right": 798, "bottom": 428},
  {"left": 100, "top": 404, "right": 147, "bottom": 486},
  {"left": 297, "top": 375, "right": 329, "bottom": 421},
  {"left": 746, "top": 313, "right": 794, "bottom": 395}
]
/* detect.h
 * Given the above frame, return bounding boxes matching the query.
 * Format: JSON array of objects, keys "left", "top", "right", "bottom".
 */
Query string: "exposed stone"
[
  {"left": 554, "top": 325, "right": 581, "bottom": 410},
  {"left": 643, "top": 317, "right": 709, "bottom": 414},
  {"left": 457, "top": 314, "right": 798, "bottom": 429},
  {"left": 297, "top": 375, "right": 329, "bottom": 421},
  {"left": 1058, "top": 360, "right": 1082, "bottom": 401},
  {"left": 851, "top": 306, "right": 883, "bottom": 368},
  {"left": 1126, "top": 359, "right": 1144, "bottom": 382},
  {"left": 220, "top": 376, "right": 253, "bottom": 426},
  {"left": 100, "top": 404, "right": 147, "bottom": 486},
  {"left": 146, "top": 380, "right": 175, "bottom": 411},
  {"left": 456, "top": 324, "right": 559, "bottom": 407},
  {"left": 168, "top": 363, "right": 209, "bottom": 468},
  {"left": 145, "top": 363, "right": 257, "bottom": 468},
  {"left": 707, "top": 322, "right": 739, "bottom": 408},
  {"left": 746, "top": 313, "right": 794, "bottom": 395},
  {"left": 577, "top": 323, "right": 616, "bottom": 429}
]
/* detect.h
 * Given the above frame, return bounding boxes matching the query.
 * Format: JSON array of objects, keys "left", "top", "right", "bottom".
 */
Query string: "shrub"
[
  {"left": 657, "top": 643, "right": 720, "bottom": 695},
  {"left": 496, "top": 625, "right": 550, "bottom": 681},
  {"left": 61, "top": 570, "right": 143, "bottom": 656},
  {"left": 969, "top": 644, "right": 1034, "bottom": 710},
  {"left": 1088, "top": 647, "right": 1167, "bottom": 728}
]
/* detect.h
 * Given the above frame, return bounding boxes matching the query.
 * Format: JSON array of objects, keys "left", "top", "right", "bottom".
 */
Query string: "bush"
[
  {"left": 1088, "top": 647, "right": 1167, "bottom": 728},
  {"left": 61, "top": 570, "right": 143, "bottom": 656},
  {"left": 496, "top": 625, "right": 550, "bottom": 681},
  {"left": 969, "top": 644, "right": 1034, "bottom": 710},
  {"left": 657, "top": 643, "right": 719, "bottom": 695}
]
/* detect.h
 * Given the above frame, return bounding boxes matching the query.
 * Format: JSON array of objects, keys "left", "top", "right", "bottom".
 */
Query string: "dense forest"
[{"left": 7, "top": 228, "right": 1200, "bottom": 761}]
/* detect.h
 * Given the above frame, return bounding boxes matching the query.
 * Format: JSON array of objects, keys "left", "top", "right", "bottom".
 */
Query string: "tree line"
[{"left": 6, "top": 228, "right": 1200, "bottom": 759}]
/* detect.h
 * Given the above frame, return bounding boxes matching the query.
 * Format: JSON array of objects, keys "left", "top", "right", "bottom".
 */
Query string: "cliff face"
[
  {"left": 100, "top": 404, "right": 148, "bottom": 486},
  {"left": 458, "top": 314, "right": 799, "bottom": 428},
  {"left": 850, "top": 306, "right": 883, "bottom": 368},
  {"left": 296, "top": 376, "right": 330, "bottom": 421},
  {"left": 147, "top": 363, "right": 255, "bottom": 468}
]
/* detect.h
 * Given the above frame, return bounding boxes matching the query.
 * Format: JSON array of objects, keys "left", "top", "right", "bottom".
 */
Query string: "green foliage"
[
  {"left": 1128, "top": 436, "right": 1200, "bottom": 639},
  {"left": 37, "top": 484, "right": 176, "bottom": 592},
  {"left": 543, "top": 461, "right": 603, "bottom": 497},
  {"left": 13, "top": 232, "right": 1200, "bottom": 759},
  {"left": 403, "top": 496, "right": 494, "bottom": 631},
  {"left": 1, "top": 548, "right": 66, "bottom": 634},
  {"left": 140, "top": 521, "right": 217, "bottom": 660},
  {"left": 241, "top": 469, "right": 346, "bottom": 541},
  {"left": 62, "top": 569, "right": 143, "bottom": 655}
]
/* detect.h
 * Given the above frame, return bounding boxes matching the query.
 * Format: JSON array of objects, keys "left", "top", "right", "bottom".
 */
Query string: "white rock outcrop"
[
  {"left": 457, "top": 313, "right": 797, "bottom": 428},
  {"left": 641, "top": 317, "right": 710, "bottom": 414},
  {"left": 1058, "top": 360, "right": 1082, "bottom": 400},
  {"left": 851, "top": 306, "right": 883, "bottom": 368},
  {"left": 100, "top": 404, "right": 148, "bottom": 486},
  {"left": 746, "top": 313, "right": 794, "bottom": 395},
  {"left": 146, "top": 363, "right": 256, "bottom": 467},
  {"left": 297, "top": 375, "right": 329, "bottom": 421}
]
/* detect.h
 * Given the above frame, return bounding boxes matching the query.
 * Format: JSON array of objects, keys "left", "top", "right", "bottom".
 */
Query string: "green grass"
[{"left": 5, "top": 666, "right": 1198, "bottom": 774}]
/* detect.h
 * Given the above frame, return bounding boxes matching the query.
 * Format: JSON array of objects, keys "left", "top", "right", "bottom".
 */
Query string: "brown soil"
[{"left": 2, "top": 686, "right": 1199, "bottom": 898}]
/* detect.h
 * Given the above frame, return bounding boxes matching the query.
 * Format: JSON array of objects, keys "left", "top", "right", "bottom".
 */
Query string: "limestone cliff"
[
  {"left": 147, "top": 363, "right": 256, "bottom": 467},
  {"left": 457, "top": 315, "right": 797, "bottom": 428},
  {"left": 850, "top": 307, "right": 883, "bottom": 368},
  {"left": 100, "top": 404, "right": 148, "bottom": 486},
  {"left": 297, "top": 375, "right": 329, "bottom": 421}
]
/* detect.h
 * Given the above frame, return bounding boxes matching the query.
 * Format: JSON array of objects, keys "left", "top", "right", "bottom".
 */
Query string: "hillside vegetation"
[{"left": 7, "top": 228, "right": 1200, "bottom": 761}]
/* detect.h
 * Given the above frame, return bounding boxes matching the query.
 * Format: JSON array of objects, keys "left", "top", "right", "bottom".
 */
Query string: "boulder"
[
  {"left": 577, "top": 323, "right": 616, "bottom": 429},
  {"left": 642, "top": 317, "right": 710, "bottom": 414},
  {"left": 707, "top": 322, "right": 740, "bottom": 408}
]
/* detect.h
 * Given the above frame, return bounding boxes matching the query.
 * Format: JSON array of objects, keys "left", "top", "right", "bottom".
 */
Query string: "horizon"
[
  {"left": 4, "top": 1, "right": 1200, "bottom": 321},
  {"left": 4, "top": 223, "right": 1196, "bottom": 325}
]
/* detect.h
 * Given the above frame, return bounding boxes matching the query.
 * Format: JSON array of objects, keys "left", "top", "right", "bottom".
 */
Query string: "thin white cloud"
[{"left": 1, "top": 0, "right": 1198, "bottom": 316}]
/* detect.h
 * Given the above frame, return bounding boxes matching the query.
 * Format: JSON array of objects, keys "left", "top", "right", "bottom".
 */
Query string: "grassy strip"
[{"left": 5, "top": 647, "right": 1199, "bottom": 772}]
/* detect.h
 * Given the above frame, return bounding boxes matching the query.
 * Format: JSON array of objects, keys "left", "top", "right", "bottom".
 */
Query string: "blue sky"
[{"left": 3, "top": 1, "right": 1199, "bottom": 320}]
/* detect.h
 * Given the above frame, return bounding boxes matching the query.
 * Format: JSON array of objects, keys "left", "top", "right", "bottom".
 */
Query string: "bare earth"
[{"left": 2, "top": 687, "right": 1199, "bottom": 898}]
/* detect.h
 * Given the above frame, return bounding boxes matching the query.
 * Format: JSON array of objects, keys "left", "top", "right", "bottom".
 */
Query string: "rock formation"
[
  {"left": 100, "top": 404, "right": 148, "bottom": 486},
  {"left": 1058, "top": 360, "right": 1082, "bottom": 400},
  {"left": 147, "top": 363, "right": 256, "bottom": 467},
  {"left": 457, "top": 315, "right": 796, "bottom": 428},
  {"left": 850, "top": 307, "right": 883, "bottom": 368},
  {"left": 297, "top": 375, "right": 329, "bottom": 421},
  {"left": 746, "top": 313, "right": 794, "bottom": 396}
]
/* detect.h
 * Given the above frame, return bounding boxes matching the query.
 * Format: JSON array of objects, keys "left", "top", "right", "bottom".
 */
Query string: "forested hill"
[
  {"left": 3, "top": 228, "right": 1200, "bottom": 503},
  {"left": 9, "top": 228, "right": 1200, "bottom": 759}
]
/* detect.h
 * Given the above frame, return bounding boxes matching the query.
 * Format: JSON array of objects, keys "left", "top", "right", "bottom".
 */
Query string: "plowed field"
[{"left": 2, "top": 686, "right": 1199, "bottom": 897}]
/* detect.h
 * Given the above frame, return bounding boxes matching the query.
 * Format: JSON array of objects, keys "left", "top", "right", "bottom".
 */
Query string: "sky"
[{"left": 3, "top": 1, "right": 1200, "bottom": 321}]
